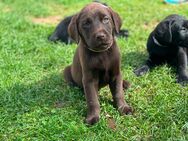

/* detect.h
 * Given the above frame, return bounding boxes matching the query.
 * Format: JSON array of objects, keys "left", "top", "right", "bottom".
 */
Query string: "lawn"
[{"left": 0, "top": 0, "right": 188, "bottom": 140}]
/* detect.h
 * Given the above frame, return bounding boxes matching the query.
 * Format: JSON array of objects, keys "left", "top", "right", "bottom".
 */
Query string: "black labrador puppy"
[{"left": 134, "top": 14, "right": 188, "bottom": 85}]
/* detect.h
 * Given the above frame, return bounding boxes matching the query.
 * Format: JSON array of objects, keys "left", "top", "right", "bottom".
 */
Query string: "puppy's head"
[
  {"left": 154, "top": 14, "right": 188, "bottom": 48},
  {"left": 68, "top": 2, "right": 122, "bottom": 52}
]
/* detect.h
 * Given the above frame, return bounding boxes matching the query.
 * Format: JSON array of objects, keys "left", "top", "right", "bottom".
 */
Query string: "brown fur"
[{"left": 64, "top": 2, "right": 132, "bottom": 125}]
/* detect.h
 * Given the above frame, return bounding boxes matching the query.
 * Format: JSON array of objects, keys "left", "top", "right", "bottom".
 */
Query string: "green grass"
[{"left": 0, "top": 0, "right": 188, "bottom": 140}]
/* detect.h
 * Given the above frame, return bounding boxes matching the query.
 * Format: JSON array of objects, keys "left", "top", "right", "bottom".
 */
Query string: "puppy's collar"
[
  {"left": 152, "top": 36, "right": 168, "bottom": 47},
  {"left": 87, "top": 46, "right": 111, "bottom": 52}
]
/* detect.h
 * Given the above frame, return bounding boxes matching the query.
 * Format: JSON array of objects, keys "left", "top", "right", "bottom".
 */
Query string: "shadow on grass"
[
  {"left": 121, "top": 51, "right": 148, "bottom": 68},
  {"left": 121, "top": 50, "right": 180, "bottom": 74},
  {"left": 0, "top": 73, "right": 115, "bottom": 123},
  {"left": 0, "top": 73, "right": 86, "bottom": 118}
]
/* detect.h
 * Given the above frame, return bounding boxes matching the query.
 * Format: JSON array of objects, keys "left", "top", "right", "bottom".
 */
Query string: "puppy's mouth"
[
  {"left": 88, "top": 41, "right": 113, "bottom": 52},
  {"left": 100, "top": 42, "right": 112, "bottom": 47}
]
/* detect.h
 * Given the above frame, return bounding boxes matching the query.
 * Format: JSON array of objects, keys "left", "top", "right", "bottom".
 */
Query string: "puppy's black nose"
[{"left": 96, "top": 33, "right": 105, "bottom": 41}]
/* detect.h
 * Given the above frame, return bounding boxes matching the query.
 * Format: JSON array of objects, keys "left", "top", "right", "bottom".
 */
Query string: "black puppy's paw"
[
  {"left": 134, "top": 65, "right": 150, "bottom": 76},
  {"left": 48, "top": 34, "right": 58, "bottom": 42},
  {"left": 177, "top": 76, "right": 188, "bottom": 86}
]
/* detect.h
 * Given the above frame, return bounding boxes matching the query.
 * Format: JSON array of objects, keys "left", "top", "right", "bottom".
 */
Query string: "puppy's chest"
[
  {"left": 89, "top": 53, "right": 114, "bottom": 70},
  {"left": 89, "top": 52, "right": 119, "bottom": 85},
  {"left": 98, "top": 69, "right": 110, "bottom": 86}
]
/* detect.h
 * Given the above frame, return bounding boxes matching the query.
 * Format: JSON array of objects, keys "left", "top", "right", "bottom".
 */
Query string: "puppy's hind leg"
[{"left": 63, "top": 65, "right": 76, "bottom": 86}]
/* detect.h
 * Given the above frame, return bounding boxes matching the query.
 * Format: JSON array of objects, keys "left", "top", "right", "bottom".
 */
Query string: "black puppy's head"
[
  {"left": 68, "top": 2, "right": 122, "bottom": 52},
  {"left": 154, "top": 14, "right": 188, "bottom": 48}
]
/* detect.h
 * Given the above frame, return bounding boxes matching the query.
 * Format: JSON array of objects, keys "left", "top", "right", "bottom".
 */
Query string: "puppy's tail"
[{"left": 123, "top": 80, "right": 131, "bottom": 90}]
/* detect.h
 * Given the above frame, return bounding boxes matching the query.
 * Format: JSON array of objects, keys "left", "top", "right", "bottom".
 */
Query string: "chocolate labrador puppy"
[
  {"left": 135, "top": 14, "right": 188, "bottom": 85},
  {"left": 64, "top": 2, "right": 132, "bottom": 125}
]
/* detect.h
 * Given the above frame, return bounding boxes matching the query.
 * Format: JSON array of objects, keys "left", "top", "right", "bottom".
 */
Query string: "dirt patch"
[
  {"left": 2, "top": 6, "right": 12, "bottom": 13},
  {"left": 105, "top": 113, "right": 116, "bottom": 130},
  {"left": 143, "top": 20, "right": 159, "bottom": 30},
  {"left": 107, "top": 118, "right": 116, "bottom": 130},
  {"left": 32, "top": 16, "right": 62, "bottom": 25}
]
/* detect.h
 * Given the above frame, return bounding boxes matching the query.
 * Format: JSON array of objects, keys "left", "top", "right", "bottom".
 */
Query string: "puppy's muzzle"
[{"left": 95, "top": 32, "right": 106, "bottom": 42}]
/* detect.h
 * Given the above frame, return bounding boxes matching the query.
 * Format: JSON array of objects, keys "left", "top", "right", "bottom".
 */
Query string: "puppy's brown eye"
[
  {"left": 102, "top": 16, "right": 109, "bottom": 24},
  {"left": 82, "top": 19, "right": 92, "bottom": 27}
]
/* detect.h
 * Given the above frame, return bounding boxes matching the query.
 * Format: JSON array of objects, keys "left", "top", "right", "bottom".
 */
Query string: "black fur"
[
  {"left": 116, "top": 29, "right": 129, "bottom": 38},
  {"left": 134, "top": 14, "right": 188, "bottom": 85},
  {"left": 48, "top": 15, "right": 73, "bottom": 44}
]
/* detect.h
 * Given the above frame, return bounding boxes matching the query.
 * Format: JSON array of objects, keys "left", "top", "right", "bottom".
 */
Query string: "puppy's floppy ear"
[
  {"left": 108, "top": 8, "right": 122, "bottom": 34},
  {"left": 155, "top": 20, "right": 174, "bottom": 43},
  {"left": 68, "top": 14, "right": 80, "bottom": 43}
]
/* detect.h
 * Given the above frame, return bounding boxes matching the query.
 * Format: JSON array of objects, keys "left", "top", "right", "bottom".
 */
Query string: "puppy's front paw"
[
  {"left": 85, "top": 114, "right": 100, "bottom": 125},
  {"left": 134, "top": 65, "right": 150, "bottom": 76},
  {"left": 118, "top": 105, "right": 133, "bottom": 115},
  {"left": 177, "top": 76, "right": 188, "bottom": 86}
]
